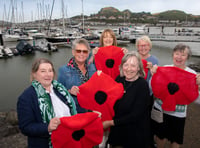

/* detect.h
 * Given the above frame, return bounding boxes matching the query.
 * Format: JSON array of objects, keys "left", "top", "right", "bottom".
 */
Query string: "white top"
[
  {"left": 153, "top": 65, "right": 200, "bottom": 118},
  {"left": 47, "top": 85, "right": 71, "bottom": 117}
]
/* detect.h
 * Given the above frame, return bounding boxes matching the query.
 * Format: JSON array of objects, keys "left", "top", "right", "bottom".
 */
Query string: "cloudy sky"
[{"left": 0, "top": 0, "right": 199, "bottom": 22}]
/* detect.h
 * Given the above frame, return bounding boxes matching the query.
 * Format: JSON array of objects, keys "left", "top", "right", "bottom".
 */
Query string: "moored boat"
[{"left": 16, "top": 40, "right": 35, "bottom": 55}]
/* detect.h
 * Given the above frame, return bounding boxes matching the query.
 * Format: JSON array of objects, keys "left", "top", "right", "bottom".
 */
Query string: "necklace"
[{"left": 123, "top": 80, "right": 134, "bottom": 93}]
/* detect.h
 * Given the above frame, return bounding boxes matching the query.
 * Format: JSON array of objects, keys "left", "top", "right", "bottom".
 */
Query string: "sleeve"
[
  {"left": 17, "top": 89, "right": 50, "bottom": 137},
  {"left": 114, "top": 80, "right": 150, "bottom": 125}
]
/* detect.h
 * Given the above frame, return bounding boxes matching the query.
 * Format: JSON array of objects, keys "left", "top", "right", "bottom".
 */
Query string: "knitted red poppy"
[
  {"left": 142, "top": 59, "right": 148, "bottom": 80},
  {"left": 77, "top": 71, "right": 124, "bottom": 121},
  {"left": 51, "top": 112, "right": 103, "bottom": 148},
  {"left": 151, "top": 66, "right": 199, "bottom": 111},
  {"left": 95, "top": 45, "right": 124, "bottom": 79}
]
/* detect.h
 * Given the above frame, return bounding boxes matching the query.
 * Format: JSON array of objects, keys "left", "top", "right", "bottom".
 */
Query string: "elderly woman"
[
  {"left": 136, "top": 35, "right": 159, "bottom": 83},
  {"left": 151, "top": 44, "right": 200, "bottom": 148},
  {"left": 17, "top": 58, "right": 77, "bottom": 148},
  {"left": 103, "top": 51, "right": 150, "bottom": 148},
  {"left": 136, "top": 35, "right": 159, "bottom": 147},
  {"left": 58, "top": 38, "right": 96, "bottom": 113}
]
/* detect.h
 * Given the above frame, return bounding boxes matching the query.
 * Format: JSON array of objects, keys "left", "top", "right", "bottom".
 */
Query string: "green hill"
[{"left": 153, "top": 10, "right": 197, "bottom": 21}]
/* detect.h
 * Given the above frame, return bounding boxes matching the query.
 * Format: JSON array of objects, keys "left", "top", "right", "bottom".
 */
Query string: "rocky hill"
[{"left": 86, "top": 7, "right": 200, "bottom": 23}]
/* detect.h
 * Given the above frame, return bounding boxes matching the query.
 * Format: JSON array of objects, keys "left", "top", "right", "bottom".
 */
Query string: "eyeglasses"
[
  {"left": 75, "top": 49, "right": 89, "bottom": 54},
  {"left": 138, "top": 44, "right": 149, "bottom": 48}
]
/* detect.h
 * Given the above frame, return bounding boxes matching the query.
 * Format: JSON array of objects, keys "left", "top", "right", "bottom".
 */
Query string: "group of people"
[{"left": 17, "top": 28, "right": 200, "bottom": 148}]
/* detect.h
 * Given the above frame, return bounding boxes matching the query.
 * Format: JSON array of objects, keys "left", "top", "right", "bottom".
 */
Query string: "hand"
[
  {"left": 196, "top": 73, "right": 200, "bottom": 85},
  {"left": 92, "top": 110, "right": 102, "bottom": 118},
  {"left": 102, "top": 120, "right": 114, "bottom": 130},
  {"left": 88, "top": 47, "right": 100, "bottom": 64},
  {"left": 97, "top": 70, "right": 102, "bottom": 76},
  {"left": 69, "top": 86, "right": 79, "bottom": 96},
  {"left": 146, "top": 62, "right": 153, "bottom": 69},
  {"left": 92, "top": 47, "right": 99, "bottom": 55},
  {"left": 48, "top": 117, "right": 60, "bottom": 132},
  {"left": 121, "top": 47, "right": 128, "bottom": 54},
  {"left": 150, "top": 64, "right": 158, "bottom": 75}
]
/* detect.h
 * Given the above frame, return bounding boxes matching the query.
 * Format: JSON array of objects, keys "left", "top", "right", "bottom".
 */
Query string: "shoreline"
[{"left": 1, "top": 103, "right": 200, "bottom": 147}]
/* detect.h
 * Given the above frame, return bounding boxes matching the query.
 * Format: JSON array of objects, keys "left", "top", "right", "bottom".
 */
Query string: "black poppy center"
[
  {"left": 72, "top": 129, "right": 85, "bottom": 141},
  {"left": 95, "top": 91, "right": 107, "bottom": 105},
  {"left": 106, "top": 59, "right": 115, "bottom": 68},
  {"left": 167, "top": 82, "right": 179, "bottom": 95}
]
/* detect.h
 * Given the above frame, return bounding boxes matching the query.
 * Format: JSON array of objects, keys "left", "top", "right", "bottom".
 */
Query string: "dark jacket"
[
  {"left": 108, "top": 76, "right": 150, "bottom": 148},
  {"left": 17, "top": 86, "right": 70, "bottom": 148}
]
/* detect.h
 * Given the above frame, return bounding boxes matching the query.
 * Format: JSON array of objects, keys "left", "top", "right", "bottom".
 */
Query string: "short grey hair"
[
  {"left": 119, "top": 51, "right": 145, "bottom": 78},
  {"left": 136, "top": 35, "right": 152, "bottom": 49},
  {"left": 173, "top": 43, "right": 192, "bottom": 59},
  {"left": 72, "top": 38, "right": 90, "bottom": 51}
]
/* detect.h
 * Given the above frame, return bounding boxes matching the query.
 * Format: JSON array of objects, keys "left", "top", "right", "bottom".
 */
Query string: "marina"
[
  {"left": 0, "top": 36, "right": 200, "bottom": 111},
  {"left": 0, "top": 0, "right": 200, "bottom": 112}
]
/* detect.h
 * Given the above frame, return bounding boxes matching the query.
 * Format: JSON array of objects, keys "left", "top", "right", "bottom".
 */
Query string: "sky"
[{"left": 0, "top": 0, "right": 200, "bottom": 22}]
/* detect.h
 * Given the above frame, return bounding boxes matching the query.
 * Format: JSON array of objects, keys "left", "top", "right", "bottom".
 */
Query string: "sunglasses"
[{"left": 75, "top": 49, "right": 89, "bottom": 54}]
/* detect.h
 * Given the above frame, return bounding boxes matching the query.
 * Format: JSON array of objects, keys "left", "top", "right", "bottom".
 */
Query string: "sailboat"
[{"left": 45, "top": 0, "right": 85, "bottom": 45}]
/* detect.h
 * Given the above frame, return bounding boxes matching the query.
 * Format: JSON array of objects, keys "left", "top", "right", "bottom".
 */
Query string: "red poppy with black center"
[
  {"left": 142, "top": 59, "right": 148, "bottom": 80},
  {"left": 151, "top": 66, "right": 199, "bottom": 111},
  {"left": 51, "top": 112, "right": 103, "bottom": 148},
  {"left": 77, "top": 71, "right": 124, "bottom": 121},
  {"left": 95, "top": 45, "right": 124, "bottom": 79}
]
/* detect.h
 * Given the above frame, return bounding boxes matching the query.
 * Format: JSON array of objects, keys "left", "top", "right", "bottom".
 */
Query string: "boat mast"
[
  {"left": 81, "top": 0, "right": 84, "bottom": 33},
  {"left": 61, "top": 0, "right": 65, "bottom": 33},
  {"left": 47, "top": 0, "right": 55, "bottom": 36},
  {"left": 21, "top": 1, "right": 24, "bottom": 25}
]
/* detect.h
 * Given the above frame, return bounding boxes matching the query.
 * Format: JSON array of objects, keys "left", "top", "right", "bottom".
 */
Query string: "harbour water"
[
  {"left": 1, "top": 26, "right": 200, "bottom": 111},
  {"left": 0, "top": 40, "right": 199, "bottom": 111}
]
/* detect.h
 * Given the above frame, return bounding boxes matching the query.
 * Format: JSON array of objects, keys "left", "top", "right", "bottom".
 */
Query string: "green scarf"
[{"left": 32, "top": 80, "right": 77, "bottom": 147}]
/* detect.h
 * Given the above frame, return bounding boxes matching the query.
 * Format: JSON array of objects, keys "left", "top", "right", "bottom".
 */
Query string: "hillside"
[
  {"left": 153, "top": 10, "right": 196, "bottom": 21},
  {"left": 88, "top": 7, "right": 200, "bottom": 23}
]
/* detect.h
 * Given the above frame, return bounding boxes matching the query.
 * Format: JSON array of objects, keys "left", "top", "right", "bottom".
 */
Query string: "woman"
[
  {"left": 99, "top": 28, "right": 117, "bottom": 47},
  {"left": 151, "top": 44, "right": 200, "bottom": 148},
  {"left": 136, "top": 35, "right": 159, "bottom": 83},
  {"left": 103, "top": 51, "right": 150, "bottom": 148},
  {"left": 17, "top": 58, "right": 77, "bottom": 148},
  {"left": 57, "top": 38, "right": 96, "bottom": 113},
  {"left": 89, "top": 29, "right": 128, "bottom": 63},
  {"left": 136, "top": 35, "right": 159, "bottom": 148}
]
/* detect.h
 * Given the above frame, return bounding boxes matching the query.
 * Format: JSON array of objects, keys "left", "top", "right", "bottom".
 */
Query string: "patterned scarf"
[
  {"left": 32, "top": 80, "right": 77, "bottom": 147},
  {"left": 67, "top": 57, "right": 89, "bottom": 84}
]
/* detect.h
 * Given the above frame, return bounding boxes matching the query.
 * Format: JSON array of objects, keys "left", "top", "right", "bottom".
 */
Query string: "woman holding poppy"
[
  {"left": 136, "top": 35, "right": 159, "bottom": 148},
  {"left": 58, "top": 38, "right": 96, "bottom": 113},
  {"left": 17, "top": 58, "right": 77, "bottom": 148},
  {"left": 88, "top": 28, "right": 128, "bottom": 63},
  {"left": 136, "top": 35, "right": 159, "bottom": 85},
  {"left": 150, "top": 44, "right": 200, "bottom": 148},
  {"left": 103, "top": 51, "right": 151, "bottom": 148}
]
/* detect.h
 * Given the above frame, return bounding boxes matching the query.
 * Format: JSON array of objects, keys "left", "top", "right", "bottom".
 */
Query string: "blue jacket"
[
  {"left": 17, "top": 86, "right": 71, "bottom": 148},
  {"left": 57, "top": 63, "right": 96, "bottom": 113}
]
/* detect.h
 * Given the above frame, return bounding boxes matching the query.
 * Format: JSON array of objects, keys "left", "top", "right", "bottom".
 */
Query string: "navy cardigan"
[{"left": 17, "top": 86, "right": 70, "bottom": 148}]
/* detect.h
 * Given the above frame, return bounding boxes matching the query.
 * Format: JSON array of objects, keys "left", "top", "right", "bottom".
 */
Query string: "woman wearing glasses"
[
  {"left": 58, "top": 38, "right": 96, "bottom": 113},
  {"left": 136, "top": 35, "right": 159, "bottom": 148}
]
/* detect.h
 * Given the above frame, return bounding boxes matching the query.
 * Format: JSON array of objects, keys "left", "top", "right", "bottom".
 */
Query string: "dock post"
[{"left": 0, "top": 30, "right": 4, "bottom": 46}]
